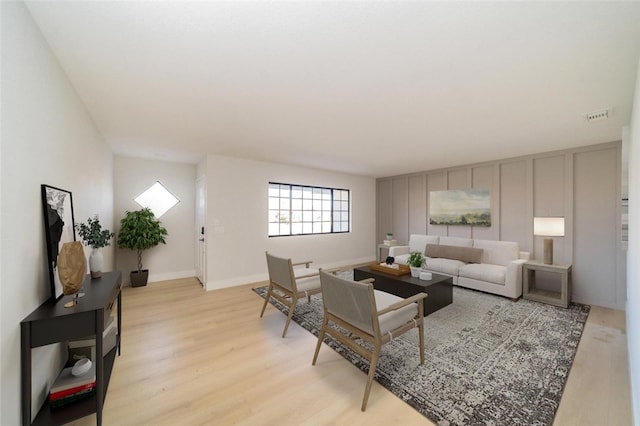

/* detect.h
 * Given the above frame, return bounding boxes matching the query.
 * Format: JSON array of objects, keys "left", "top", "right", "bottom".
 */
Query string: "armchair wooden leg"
[
  {"left": 417, "top": 299, "right": 425, "bottom": 364},
  {"left": 281, "top": 296, "right": 298, "bottom": 338},
  {"left": 362, "top": 345, "right": 380, "bottom": 411},
  {"left": 260, "top": 285, "right": 273, "bottom": 318},
  {"left": 312, "top": 317, "right": 328, "bottom": 365},
  {"left": 418, "top": 318, "right": 425, "bottom": 365}
]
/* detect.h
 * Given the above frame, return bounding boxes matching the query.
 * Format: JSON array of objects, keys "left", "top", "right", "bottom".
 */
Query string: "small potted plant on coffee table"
[{"left": 407, "top": 251, "right": 424, "bottom": 278}]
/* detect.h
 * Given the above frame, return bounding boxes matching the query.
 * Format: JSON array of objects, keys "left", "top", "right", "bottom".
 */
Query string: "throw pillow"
[{"left": 425, "top": 244, "right": 484, "bottom": 263}]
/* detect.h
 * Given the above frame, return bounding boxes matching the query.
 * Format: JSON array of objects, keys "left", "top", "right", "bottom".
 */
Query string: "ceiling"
[{"left": 25, "top": 1, "right": 640, "bottom": 178}]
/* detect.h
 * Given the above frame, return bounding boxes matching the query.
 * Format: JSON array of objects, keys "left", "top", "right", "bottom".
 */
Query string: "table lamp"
[{"left": 533, "top": 217, "right": 565, "bottom": 265}]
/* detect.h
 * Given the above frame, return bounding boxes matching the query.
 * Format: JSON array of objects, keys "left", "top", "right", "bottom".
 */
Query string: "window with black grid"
[{"left": 268, "top": 182, "right": 350, "bottom": 237}]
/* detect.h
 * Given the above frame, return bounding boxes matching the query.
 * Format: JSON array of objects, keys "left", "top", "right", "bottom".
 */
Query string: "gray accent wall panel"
[
  {"left": 499, "top": 161, "right": 529, "bottom": 252},
  {"left": 448, "top": 169, "right": 468, "bottom": 189},
  {"left": 408, "top": 174, "right": 427, "bottom": 235},
  {"left": 533, "top": 155, "right": 565, "bottom": 216},
  {"left": 427, "top": 173, "right": 446, "bottom": 236},
  {"left": 392, "top": 177, "right": 409, "bottom": 245},
  {"left": 447, "top": 169, "right": 471, "bottom": 238},
  {"left": 573, "top": 147, "right": 620, "bottom": 307},
  {"left": 376, "top": 179, "right": 392, "bottom": 245},
  {"left": 533, "top": 154, "right": 568, "bottom": 264},
  {"left": 472, "top": 165, "right": 497, "bottom": 241},
  {"left": 376, "top": 142, "right": 626, "bottom": 309}
]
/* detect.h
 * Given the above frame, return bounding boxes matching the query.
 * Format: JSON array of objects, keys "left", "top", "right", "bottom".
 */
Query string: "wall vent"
[{"left": 585, "top": 109, "right": 610, "bottom": 122}]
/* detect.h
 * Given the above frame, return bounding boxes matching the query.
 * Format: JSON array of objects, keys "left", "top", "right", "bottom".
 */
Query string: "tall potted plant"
[
  {"left": 75, "top": 215, "right": 115, "bottom": 278},
  {"left": 117, "top": 208, "right": 168, "bottom": 287}
]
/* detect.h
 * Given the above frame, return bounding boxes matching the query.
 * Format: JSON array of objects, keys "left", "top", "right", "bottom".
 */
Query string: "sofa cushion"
[
  {"left": 425, "top": 244, "right": 484, "bottom": 264},
  {"left": 472, "top": 239, "right": 519, "bottom": 266},
  {"left": 459, "top": 263, "right": 506, "bottom": 286},
  {"left": 425, "top": 258, "right": 466, "bottom": 276},
  {"left": 439, "top": 236, "right": 473, "bottom": 247},
  {"left": 409, "top": 234, "right": 440, "bottom": 254}
]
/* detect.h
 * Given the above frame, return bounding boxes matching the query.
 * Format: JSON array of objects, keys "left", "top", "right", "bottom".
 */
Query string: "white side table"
[
  {"left": 523, "top": 261, "right": 572, "bottom": 308},
  {"left": 377, "top": 244, "right": 398, "bottom": 262}
]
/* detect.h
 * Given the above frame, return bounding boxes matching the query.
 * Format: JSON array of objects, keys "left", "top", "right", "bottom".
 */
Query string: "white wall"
[
  {"left": 0, "top": 2, "right": 4, "bottom": 417},
  {"left": 0, "top": 2, "right": 114, "bottom": 423},
  {"left": 627, "top": 57, "right": 640, "bottom": 426},
  {"left": 200, "top": 154, "right": 376, "bottom": 289},
  {"left": 114, "top": 156, "right": 196, "bottom": 284}
]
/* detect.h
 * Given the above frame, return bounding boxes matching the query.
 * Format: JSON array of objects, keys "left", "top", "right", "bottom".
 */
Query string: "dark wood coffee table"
[{"left": 353, "top": 265, "right": 453, "bottom": 316}]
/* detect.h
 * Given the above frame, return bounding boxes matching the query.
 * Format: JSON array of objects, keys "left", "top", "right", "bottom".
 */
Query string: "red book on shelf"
[
  {"left": 49, "top": 387, "right": 97, "bottom": 408},
  {"left": 49, "top": 362, "right": 96, "bottom": 395},
  {"left": 49, "top": 381, "right": 96, "bottom": 401}
]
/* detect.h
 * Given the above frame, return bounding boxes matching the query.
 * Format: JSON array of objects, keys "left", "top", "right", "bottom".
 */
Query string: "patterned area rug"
[{"left": 253, "top": 273, "right": 590, "bottom": 426}]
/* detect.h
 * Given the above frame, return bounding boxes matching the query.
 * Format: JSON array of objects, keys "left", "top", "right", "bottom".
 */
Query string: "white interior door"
[{"left": 195, "top": 177, "right": 206, "bottom": 286}]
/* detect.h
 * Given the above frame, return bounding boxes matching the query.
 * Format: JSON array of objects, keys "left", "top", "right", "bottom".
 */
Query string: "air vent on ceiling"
[{"left": 585, "top": 109, "right": 610, "bottom": 122}]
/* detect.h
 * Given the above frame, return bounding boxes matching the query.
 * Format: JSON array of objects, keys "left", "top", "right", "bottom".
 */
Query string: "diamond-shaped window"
[{"left": 134, "top": 181, "right": 179, "bottom": 218}]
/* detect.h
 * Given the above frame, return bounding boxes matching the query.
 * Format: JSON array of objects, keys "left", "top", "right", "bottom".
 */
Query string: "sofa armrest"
[
  {"left": 519, "top": 251, "right": 531, "bottom": 261},
  {"left": 505, "top": 258, "right": 527, "bottom": 297},
  {"left": 388, "top": 245, "right": 409, "bottom": 257}
]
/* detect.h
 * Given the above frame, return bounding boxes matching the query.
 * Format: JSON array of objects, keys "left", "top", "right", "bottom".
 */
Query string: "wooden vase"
[{"left": 57, "top": 241, "right": 86, "bottom": 297}]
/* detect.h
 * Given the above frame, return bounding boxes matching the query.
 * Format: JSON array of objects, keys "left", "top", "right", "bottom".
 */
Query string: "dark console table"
[
  {"left": 21, "top": 271, "right": 122, "bottom": 426},
  {"left": 354, "top": 266, "right": 452, "bottom": 316}
]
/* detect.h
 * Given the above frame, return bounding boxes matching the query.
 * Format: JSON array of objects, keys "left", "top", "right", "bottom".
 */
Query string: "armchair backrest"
[
  {"left": 265, "top": 252, "right": 296, "bottom": 292},
  {"left": 319, "top": 270, "right": 376, "bottom": 335}
]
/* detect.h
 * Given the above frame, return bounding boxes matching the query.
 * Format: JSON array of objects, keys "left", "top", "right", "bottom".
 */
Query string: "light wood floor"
[{"left": 68, "top": 277, "right": 631, "bottom": 425}]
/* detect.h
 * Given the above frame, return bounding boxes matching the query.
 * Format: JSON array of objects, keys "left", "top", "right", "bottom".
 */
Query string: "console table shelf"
[{"left": 21, "top": 271, "right": 122, "bottom": 426}]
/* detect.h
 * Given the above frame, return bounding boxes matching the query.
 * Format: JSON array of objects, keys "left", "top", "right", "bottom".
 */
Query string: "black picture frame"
[{"left": 41, "top": 184, "right": 76, "bottom": 302}]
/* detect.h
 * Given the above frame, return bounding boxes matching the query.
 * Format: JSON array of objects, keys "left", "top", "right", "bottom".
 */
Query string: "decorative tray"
[{"left": 369, "top": 262, "right": 410, "bottom": 276}]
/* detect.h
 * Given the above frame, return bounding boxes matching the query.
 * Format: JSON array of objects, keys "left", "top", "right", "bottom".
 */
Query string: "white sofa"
[{"left": 389, "top": 234, "right": 530, "bottom": 299}]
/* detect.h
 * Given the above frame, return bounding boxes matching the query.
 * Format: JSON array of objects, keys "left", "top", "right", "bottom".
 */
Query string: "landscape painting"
[{"left": 429, "top": 188, "right": 491, "bottom": 226}]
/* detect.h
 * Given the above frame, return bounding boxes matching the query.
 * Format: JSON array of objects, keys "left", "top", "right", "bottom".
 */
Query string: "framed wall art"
[
  {"left": 429, "top": 188, "right": 491, "bottom": 227},
  {"left": 41, "top": 184, "right": 76, "bottom": 302}
]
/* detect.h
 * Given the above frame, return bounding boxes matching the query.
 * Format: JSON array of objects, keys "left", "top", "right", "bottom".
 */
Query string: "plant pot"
[
  {"left": 89, "top": 248, "right": 104, "bottom": 279},
  {"left": 410, "top": 266, "right": 421, "bottom": 278},
  {"left": 130, "top": 270, "right": 149, "bottom": 287}
]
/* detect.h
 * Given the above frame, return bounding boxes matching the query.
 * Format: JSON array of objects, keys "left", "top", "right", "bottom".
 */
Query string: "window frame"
[
  {"left": 133, "top": 180, "right": 180, "bottom": 218},
  {"left": 268, "top": 182, "right": 350, "bottom": 237}
]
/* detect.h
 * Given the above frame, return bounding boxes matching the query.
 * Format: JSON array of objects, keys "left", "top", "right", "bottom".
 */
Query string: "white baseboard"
[
  {"left": 120, "top": 256, "right": 376, "bottom": 289},
  {"left": 205, "top": 256, "right": 375, "bottom": 291},
  {"left": 320, "top": 256, "right": 375, "bottom": 271},
  {"left": 149, "top": 269, "right": 196, "bottom": 283},
  {"left": 206, "top": 273, "right": 269, "bottom": 291},
  {"left": 122, "top": 269, "right": 195, "bottom": 285}
]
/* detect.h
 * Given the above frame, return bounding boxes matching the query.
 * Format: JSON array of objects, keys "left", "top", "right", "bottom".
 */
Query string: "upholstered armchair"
[
  {"left": 261, "top": 251, "right": 322, "bottom": 338},
  {"left": 312, "top": 270, "right": 426, "bottom": 410}
]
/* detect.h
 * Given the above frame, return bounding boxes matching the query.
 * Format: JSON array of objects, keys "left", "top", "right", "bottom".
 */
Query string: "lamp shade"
[{"left": 533, "top": 217, "right": 565, "bottom": 237}]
